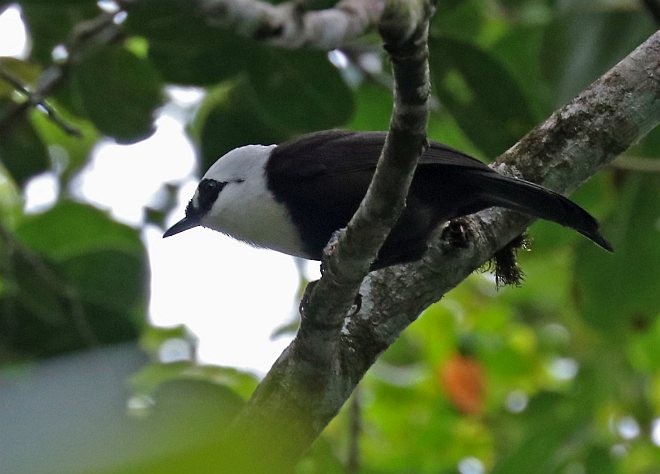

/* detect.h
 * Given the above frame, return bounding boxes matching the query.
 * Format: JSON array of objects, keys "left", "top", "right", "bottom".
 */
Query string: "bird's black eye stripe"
[
  {"left": 185, "top": 198, "right": 195, "bottom": 216},
  {"left": 198, "top": 179, "right": 226, "bottom": 211},
  {"left": 186, "top": 179, "right": 226, "bottom": 217}
]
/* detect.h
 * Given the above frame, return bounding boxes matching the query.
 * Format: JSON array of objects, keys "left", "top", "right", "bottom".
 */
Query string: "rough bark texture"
[
  {"left": 348, "top": 29, "right": 660, "bottom": 373},
  {"left": 215, "top": 29, "right": 660, "bottom": 472}
]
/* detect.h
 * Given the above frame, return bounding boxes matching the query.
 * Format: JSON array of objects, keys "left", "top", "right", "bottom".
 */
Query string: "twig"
[
  {"left": 611, "top": 154, "right": 660, "bottom": 173},
  {"left": 0, "top": 10, "right": 122, "bottom": 136},
  {"left": 0, "top": 66, "right": 83, "bottom": 137}
]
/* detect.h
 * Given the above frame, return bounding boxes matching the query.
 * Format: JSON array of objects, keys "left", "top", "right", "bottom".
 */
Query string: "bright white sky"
[{"left": 0, "top": 4, "right": 305, "bottom": 374}]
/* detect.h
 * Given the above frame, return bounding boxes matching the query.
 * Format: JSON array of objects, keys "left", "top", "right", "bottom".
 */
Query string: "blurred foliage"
[{"left": 0, "top": 0, "right": 658, "bottom": 472}]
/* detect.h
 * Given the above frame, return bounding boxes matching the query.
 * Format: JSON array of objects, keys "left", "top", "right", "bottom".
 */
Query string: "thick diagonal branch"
[{"left": 344, "top": 29, "right": 660, "bottom": 369}]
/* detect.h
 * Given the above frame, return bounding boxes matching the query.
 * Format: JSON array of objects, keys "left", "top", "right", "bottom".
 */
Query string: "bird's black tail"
[{"left": 473, "top": 171, "right": 613, "bottom": 251}]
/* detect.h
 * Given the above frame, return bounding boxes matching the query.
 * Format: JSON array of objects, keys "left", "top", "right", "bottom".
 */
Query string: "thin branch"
[
  {"left": 0, "top": 66, "right": 83, "bottom": 137},
  {"left": 611, "top": 154, "right": 660, "bottom": 173},
  {"left": 0, "top": 10, "right": 122, "bottom": 136},
  {"left": 301, "top": 0, "right": 433, "bottom": 337}
]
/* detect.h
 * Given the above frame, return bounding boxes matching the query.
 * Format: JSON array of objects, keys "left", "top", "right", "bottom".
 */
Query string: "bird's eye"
[
  {"left": 199, "top": 179, "right": 222, "bottom": 193},
  {"left": 193, "top": 179, "right": 226, "bottom": 214}
]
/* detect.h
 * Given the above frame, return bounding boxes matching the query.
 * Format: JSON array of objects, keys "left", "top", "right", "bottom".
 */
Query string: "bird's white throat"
[{"left": 199, "top": 144, "right": 308, "bottom": 258}]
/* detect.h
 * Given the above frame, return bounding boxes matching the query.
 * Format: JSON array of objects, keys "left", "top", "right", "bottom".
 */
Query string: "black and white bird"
[{"left": 164, "top": 130, "right": 612, "bottom": 269}]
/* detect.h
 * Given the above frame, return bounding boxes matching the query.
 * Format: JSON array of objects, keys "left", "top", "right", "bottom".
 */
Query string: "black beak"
[{"left": 163, "top": 216, "right": 200, "bottom": 238}]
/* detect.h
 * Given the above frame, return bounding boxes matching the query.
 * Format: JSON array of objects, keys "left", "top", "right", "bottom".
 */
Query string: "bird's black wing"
[
  {"left": 266, "top": 130, "right": 611, "bottom": 263},
  {"left": 265, "top": 130, "right": 499, "bottom": 263},
  {"left": 268, "top": 129, "right": 493, "bottom": 177},
  {"left": 267, "top": 130, "right": 383, "bottom": 178},
  {"left": 266, "top": 130, "right": 384, "bottom": 258}
]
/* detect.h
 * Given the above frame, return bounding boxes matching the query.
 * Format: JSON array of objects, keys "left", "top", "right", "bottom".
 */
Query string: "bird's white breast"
[{"left": 200, "top": 145, "right": 309, "bottom": 259}]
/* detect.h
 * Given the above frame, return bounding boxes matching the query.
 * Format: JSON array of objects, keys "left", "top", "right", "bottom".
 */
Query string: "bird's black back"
[{"left": 266, "top": 130, "right": 610, "bottom": 269}]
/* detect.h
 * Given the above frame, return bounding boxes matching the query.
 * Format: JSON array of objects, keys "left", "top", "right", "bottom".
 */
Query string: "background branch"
[
  {"left": 0, "top": 66, "right": 82, "bottom": 137},
  {"left": 200, "top": 0, "right": 385, "bottom": 49},
  {"left": 0, "top": 11, "right": 121, "bottom": 136},
  {"left": 117, "top": 0, "right": 385, "bottom": 50}
]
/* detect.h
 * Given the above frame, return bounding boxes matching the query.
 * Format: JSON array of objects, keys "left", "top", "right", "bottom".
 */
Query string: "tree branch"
[
  {"left": 198, "top": 0, "right": 385, "bottom": 49},
  {"left": 347, "top": 29, "right": 660, "bottom": 369},
  {"left": 0, "top": 11, "right": 122, "bottom": 136},
  {"left": 211, "top": 29, "right": 659, "bottom": 472},
  {"left": 0, "top": 66, "right": 82, "bottom": 137},
  {"left": 203, "top": 0, "right": 436, "bottom": 470}
]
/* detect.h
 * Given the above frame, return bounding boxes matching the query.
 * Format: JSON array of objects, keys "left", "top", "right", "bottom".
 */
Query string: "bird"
[{"left": 164, "top": 130, "right": 612, "bottom": 270}]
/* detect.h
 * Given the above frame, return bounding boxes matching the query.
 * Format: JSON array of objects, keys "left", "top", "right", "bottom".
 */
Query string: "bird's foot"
[{"left": 443, "top": 219, "right": 471, "bottom": 248}]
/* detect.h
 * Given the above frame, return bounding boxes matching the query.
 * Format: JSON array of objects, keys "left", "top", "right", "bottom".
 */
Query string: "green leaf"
[
  {"left": 346, "top": 81, "right": 392, "bottom": 132},
  {"left": 429, "top": 36, "right": 536, "bottom": 156},
  {"left": 21, "top": 3, "right": 100, "bottom": 64},
  {"left": 0, "top": 99, "right": 50, "bottom": 187},
  {"left": 0, "top": 166, "right": 21, "bottom": 225},
  {"left": 492, "top": 369, "right": 603, "bottom": 473},
  {"left": 131, "top": 361, "right": 259, "bottom": 400},
  {"left": 29, "top": 101, "right": 99, "bottom": 185},
  {"left": 2, "top": 201, "right": 148, "bottom": 359},
  {"left": 15, "top": 200, "right": 142, "bottom": 261},
  {"left": 249, "top": 48, "right": 354, "bottom": 133},
  {"left": 59, "top": 249, "right": 146, "bottom": 311},
  {"left": 124, "top": 0, "right": 251, "bottom": 85},
  {"left": 194, "top": 80, "right": 289, "bottom": 173},
  {"left": 541, "top": 10, "right": 655, "bottom": 108},
  {"left": 0, "top": 57, "right": 41, "bottom": 99},
  {"left": 1, "top": 252, "right": 141, "bottom": 360},
  {"left": 627, "top": 126, "right": 660, "bottom": 160},
  {"left": 574, "top": 174, "right": 660, "bottom": 332},
  {"left": 73, "top": 45, "right": 164, "bottom": 143},
  {"left": 431, "top": 0, "right": 486, "bottom": 42},
  {"left": 583, "top": 446, "right": 616, "bottom": 474},
  {"left": 492, "top": 25, "right": 548, "bottom": 117}
]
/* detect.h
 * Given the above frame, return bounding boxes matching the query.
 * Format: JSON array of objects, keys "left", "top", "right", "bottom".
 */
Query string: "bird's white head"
[
  {"left": 163, "top": 143, "right": 306, "bottom": 257},
  {"left": 164, "top": 144, "right": 274, "bottom": 237}
]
